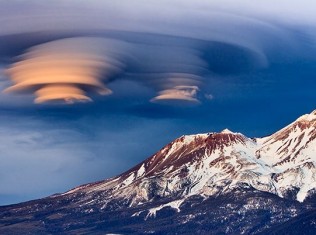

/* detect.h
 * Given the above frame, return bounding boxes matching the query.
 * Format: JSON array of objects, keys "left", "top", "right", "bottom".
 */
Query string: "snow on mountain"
[
  {"left": 59, "top": 109, "right": 316, "bottom": 211},
  {"left": 257, "top": 110, "right": 316, "bottom": 201},
  {"left": 1, "top": 110, "right": 316, "bottom": 235}
]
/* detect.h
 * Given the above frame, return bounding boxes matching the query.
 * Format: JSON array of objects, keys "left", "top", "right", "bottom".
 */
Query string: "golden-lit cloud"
[
  {"left": 151, "top": 85, "right": 200, "bottom": 103},
  {"left": 149, "top": 73, "right": 202, "bottom": 104},
  {"left": 4, "top": 37, "right": 124, "bottom": 104},
  {"left": 34, "top": 85, "right": 92, "bottom": 104}
]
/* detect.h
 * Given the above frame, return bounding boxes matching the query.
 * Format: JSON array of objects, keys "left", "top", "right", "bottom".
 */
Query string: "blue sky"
[{"left": 0, "top": 0, "right": 316, "bottom": 205}]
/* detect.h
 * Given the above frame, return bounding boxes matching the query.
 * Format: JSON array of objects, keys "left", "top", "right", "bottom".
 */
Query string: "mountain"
[{"left": 1, "top": 110, "right": 316, "bottom": 234}]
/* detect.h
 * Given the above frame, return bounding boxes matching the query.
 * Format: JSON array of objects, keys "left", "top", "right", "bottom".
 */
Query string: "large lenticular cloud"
[
  {"left": 4, "top": 37, "right": 126, "bottom": 104},
  {"left": 0, "top": 0, "right": 316, "bottom": 106}
]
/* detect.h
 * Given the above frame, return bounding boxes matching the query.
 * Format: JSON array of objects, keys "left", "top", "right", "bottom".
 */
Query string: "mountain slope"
[
  {"left": 61, "top": 110, "right": 316, "bottom": 206},
  {"left": 0, "top": 110, "right": 316, "bottom": 234}
]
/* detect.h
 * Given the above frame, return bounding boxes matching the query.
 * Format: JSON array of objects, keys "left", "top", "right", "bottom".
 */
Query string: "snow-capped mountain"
[
  {"left": 61, "top": 110, "right": 316, "bottom": 206},
  {"left": 1, "top": 110, "right": 316, "bottom": 234},
  {"left": 257, "top": 110, "right": 316, "bottom": 201}
]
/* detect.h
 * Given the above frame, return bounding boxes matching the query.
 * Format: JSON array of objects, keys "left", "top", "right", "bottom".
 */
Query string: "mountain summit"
[
  {"left": 1, "top": 110, "right": 316, "bottom": 234},
  {"left": 63, "top": 110, "right": 316, "bottom": 204}
]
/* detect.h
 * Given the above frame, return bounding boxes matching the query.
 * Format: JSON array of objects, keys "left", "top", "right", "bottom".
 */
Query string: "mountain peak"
[
  {"left": 61, "top": 110, "right": 316, "bottom": 206},
  {"left": 297, "top": 109, "right": 316, "bottom": 122},
  {"left": 220, "top": 128, "right": 234, "bottom": 134}
]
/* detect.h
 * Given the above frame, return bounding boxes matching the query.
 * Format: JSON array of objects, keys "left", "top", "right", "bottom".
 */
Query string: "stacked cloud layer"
[
  {"left": 5, "top": 38, "right": 125, "bottom": 103},
  {"left": 0, "top": 0, "right": 315, "bottom": 105}
]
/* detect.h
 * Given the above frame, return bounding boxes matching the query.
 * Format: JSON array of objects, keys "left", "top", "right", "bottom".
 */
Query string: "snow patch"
[
  {"left": 137, "top": 164, "right": 146, "bottom": 178},
  {"left": 145, "top": 199, "right": 184, "bottom": 219}
]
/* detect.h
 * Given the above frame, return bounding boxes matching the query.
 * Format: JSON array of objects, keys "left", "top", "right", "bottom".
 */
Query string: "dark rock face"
[{"left": 1, "top": 110, "right": 316, "bottom": 234}]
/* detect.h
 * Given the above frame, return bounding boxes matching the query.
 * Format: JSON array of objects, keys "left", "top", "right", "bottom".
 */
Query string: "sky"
[{"left": 0, "top": 0, "right": 316, "bottom": 206}]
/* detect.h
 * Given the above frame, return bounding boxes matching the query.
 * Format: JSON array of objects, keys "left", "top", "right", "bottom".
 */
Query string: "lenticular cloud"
[{"left": 4, "top": 37, "right": 125, "bottom": 104}]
